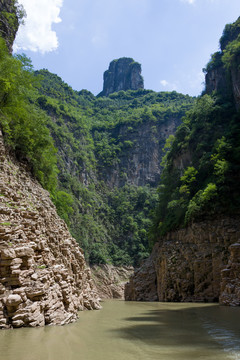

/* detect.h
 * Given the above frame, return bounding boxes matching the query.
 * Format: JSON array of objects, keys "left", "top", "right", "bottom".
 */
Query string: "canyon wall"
[
  {"left": 125, "top": 217, "right": 240, "bottom": 306},
  {"left": 0, "top": 131, "right": 101, "bottom": 329},
  {"left": 99, "top": 116, "right": 182, "bottom": 188},
  {"left": 91, "top": 265, "right": 133, "bottom": 299}
]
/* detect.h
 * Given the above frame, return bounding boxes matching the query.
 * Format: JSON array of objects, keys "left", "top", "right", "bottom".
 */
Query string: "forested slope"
[
  {"left": 126, "top": 17, "right": 240, "bottom": 306},
  {"left": 34, "top": 70, "right": 194, "bottom": 265},
  {"left": 0, "top": 8, "right": 195, "bottom": 265},
  {"left": 150, "top": 16, "right": 240, "bottom": 243}
]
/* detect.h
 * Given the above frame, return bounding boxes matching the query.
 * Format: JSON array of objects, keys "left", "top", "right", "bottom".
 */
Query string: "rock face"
[
  {"left": 99, "top": 58, "right": 144, "bottom": 97},
  {"left": 125, "top": 255, "right": 158, "bottom": 301},
  {"left": 99, "top": 116, "right": 181, "bottom": 188},
  {"left": 0, "top": 0, "right": 19, "bottom": 52},
  {"left": 125, "top": 217, "right": 240, "bottom": 306},
  {"left": 230, "top": 55, "right": 240, "bottom": 110},
  {"left": 205, "top": 17, "right": 240, "bottom": 110},
  {"left": 205, "top": 65, "right": 229, "bottom": 96},
  {"left": 220, "top": 242, "right": 240, "bottom": 306},
  {"left": 0, "top": 131, "right": 101, "bottom": 329},
  {"left": 91, "top": 265, "right": 133, "bottom": 299}
]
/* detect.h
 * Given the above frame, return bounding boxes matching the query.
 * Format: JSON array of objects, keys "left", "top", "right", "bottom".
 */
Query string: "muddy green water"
[{"left": 0, "top": 301, "right": 240, "bottom": 360}]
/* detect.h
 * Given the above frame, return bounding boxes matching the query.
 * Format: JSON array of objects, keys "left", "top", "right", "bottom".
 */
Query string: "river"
[{"left": 0, "top": 301, "right": 240, "bottom": 360}]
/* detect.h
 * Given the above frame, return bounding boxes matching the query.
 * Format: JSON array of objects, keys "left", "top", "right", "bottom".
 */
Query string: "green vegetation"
[
  {"left": 150, "top": 18, "right": 240, "bottom": 244},
  {"left": 32, "top": 69, "right": 194, "bottom": 265},
  {"left": 3, "top": 11, "right": 239, "bottom": 267},
  {"left": 204, "top": 17, "right": 240, "bottom": 75},
  {"left": 1, "top": 222, "right": 11, "bottom": 226},
  {"left": 0, "top": 38, "right": 58, "bottom": 192},
  {"left": 0, "top": 31, "right": 194, "bottom": 265}
]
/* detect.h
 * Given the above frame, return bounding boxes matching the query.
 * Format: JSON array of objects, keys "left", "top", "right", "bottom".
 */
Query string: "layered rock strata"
[
  {"left": 91, "top": 265, "right": 133, "bottom": 299},
  {"left": 125, "top": 217, "right": 240, "bottom": 306},
  {"left": 0, "top": 131, "right": 101, "bottom": 329}
]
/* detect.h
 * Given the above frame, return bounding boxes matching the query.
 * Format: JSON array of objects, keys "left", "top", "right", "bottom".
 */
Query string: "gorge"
[{"left": 0, "top": 0, "right": 240, "bottom": 341}]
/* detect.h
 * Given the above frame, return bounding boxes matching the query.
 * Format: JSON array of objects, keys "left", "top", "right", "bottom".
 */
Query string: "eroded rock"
[
  {"left": 91, "top": 264, "right": 133, "bottom": 299},
  {"left": 125, "top": 217, "right": 240, "bottom": 306},
  {"left": 0, "top": 130, "right": 101, "bottom": 329},
  {"left": 99, "top": 57, "right": 144, "bottom": 97}
]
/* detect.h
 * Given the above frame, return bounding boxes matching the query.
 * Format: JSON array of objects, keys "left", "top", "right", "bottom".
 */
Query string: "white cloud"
[
  {"left": 13, "top": 0, "right": 63, "bottom": 53},
  {"left": 160, "top": 80, "right": 178, "bottom": 91},
  {"left": 160, "top": 80, "right": 168, "bottom": 87},
  {"left": 180, "top": 0, "right": 196, "bottom": 4}
]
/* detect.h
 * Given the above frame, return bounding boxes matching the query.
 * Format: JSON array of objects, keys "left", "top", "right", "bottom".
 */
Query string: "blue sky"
[{"left": 14, "top": 0, "right": 240, "bottom": 96}]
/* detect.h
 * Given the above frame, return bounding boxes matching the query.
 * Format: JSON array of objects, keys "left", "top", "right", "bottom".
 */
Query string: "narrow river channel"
[{"left": 0, "top": 300, "right": 240, "bottom": 360}]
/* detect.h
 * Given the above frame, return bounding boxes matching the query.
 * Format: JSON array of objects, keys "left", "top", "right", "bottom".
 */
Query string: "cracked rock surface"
[
  {"left": 0, "top": 131, "right": 101, "bottom": 329},
  {"left": 125, "top": 217, "right": 240, "bottom": 306}
]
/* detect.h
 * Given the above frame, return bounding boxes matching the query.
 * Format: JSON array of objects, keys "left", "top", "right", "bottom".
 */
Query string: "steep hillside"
[
  {"left": 0, "top": 22, "right": 195, "bottom": 268},
  {"left": 149, "top": 17, "right": 240, "bottom": 240},
  {"left": 33, "top": 69, "right": 194, "bottom": 266},
  {"left": 126, "top": 17, "right": 240, "bottom": 306},
  {"left": 205, "top": 16, "right": 240, "bottom": 110},
  {"left": 0, "top": 130, "right": 100, "bottom": 329}
]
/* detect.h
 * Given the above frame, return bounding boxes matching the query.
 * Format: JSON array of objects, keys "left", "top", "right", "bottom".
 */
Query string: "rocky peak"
[{"left": 99, "top": 57, "right": 144, "bottom": 97}]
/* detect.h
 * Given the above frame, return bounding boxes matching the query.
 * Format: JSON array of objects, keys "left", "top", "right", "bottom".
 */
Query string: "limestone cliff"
[
  {"left": 0, "top": 130, "right": 101, "bottom": 329},
  {"left": 125, "top": 217, "right": 240, "bottom": 306},
  {"left": 99, "top": 58, "right": 144, "bottom": 97}
]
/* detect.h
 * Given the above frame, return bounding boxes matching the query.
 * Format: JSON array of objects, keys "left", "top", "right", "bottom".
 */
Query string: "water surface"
[{"left": 0, "top": 301, "right": 240, "bottom": 360}]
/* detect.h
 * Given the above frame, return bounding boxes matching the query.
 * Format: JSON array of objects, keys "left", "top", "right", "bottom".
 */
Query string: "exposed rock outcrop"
[
  {"left": 220, "top": 242, "right": 240, "bottom": 306},
  {"left": 99, "top": 58, "right": 144, "bottom": 97},
  {"left": 205, "top": 65, "right": 229, "bottom": 96},
  {"left": 99, "top": 116, "right": 182, "bottom": 188},
  {"left": 0, "top": 0, "right": 20, "bottom": 52},
  {"left": 125, "top": 217, "right": 240, "bottom": 305},
  {"left": 0, "top": 131, "right": 101, "bottom": 329},
  {"left": 125, "top": 255, "right": 157, "bottom": 301},
  {"left": 91, "top": 265, "right": 133, "bottom": 299},
  {"left": 230, "top": 54, "right": 240, "bottom": 109},
  {"left": 205, "top": 17, "right": 240, "bottom": 110}
]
